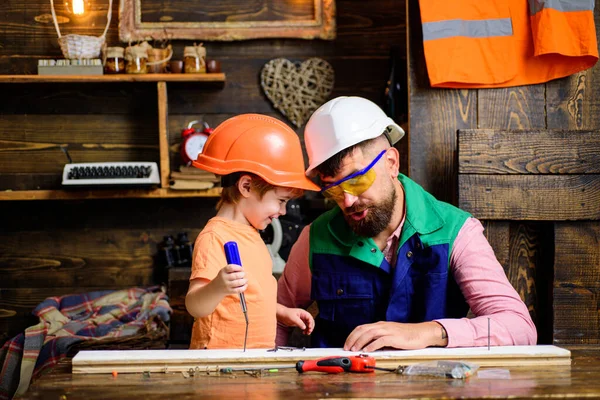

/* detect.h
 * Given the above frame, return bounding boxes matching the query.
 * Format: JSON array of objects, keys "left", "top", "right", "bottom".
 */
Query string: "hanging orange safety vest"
[{"left": 418, "top": 0, "right": 598, "bottom": 88}]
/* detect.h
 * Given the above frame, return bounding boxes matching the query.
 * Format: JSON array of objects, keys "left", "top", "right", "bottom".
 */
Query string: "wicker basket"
[{"left": 50, "top": 0, "right": 113, "bottom": 59}]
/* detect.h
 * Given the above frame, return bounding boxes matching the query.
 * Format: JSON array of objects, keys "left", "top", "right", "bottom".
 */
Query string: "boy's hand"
[
  {"left": 277, "top": 306, "right": 315, "bottom": 335},
  {"left": 215, "top": 263, "right": 248, "bottom": 294}
]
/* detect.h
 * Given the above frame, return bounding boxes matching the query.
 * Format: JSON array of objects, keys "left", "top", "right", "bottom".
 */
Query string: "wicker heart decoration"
[{"left": 261, "top": 58, "right": 334, "bottom": 127}]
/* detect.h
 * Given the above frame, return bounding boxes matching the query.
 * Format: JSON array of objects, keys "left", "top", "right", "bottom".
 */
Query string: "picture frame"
[{"left": 119, "top": 0, "right": 336, "bottom": 42}]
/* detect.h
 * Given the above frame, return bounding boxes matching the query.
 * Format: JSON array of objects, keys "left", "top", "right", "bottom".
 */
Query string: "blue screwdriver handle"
[{"left": 224, "top": 242, "right": 248, "bottom": 316}]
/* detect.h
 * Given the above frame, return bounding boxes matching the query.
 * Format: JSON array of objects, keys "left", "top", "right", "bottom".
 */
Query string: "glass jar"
[
  {"left": 184, "top": 45, "right": 206, "bottom": 73},
  {"left": 125, "top": 45, "right": 148, "bottom": 74},
  {"left": 104, "top": 47, "right": 125, "bottom": 74},
  {"left": 147, "top": 46, "right": 172, "bottom": 74}
]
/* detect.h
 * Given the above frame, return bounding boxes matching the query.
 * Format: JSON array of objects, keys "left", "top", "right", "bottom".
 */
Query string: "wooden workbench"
[{"left": 17, "top": 346, "right": 600, "bottom": 399}]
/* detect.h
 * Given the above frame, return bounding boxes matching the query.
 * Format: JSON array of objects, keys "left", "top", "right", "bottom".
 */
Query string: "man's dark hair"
[{"left": 315, "top": 136, "right": 383, "bottom": 178}]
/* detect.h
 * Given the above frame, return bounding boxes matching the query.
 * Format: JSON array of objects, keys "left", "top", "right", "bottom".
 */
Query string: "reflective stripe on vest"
[
  {"left": 529, "top": 0, "right": 595, "bottom": 14},
  {"left": 418, "top": 0, "right": 598, "bottom": 88},
  {"left": 422, "top": 18, "right": 513, "bottom": 41}
]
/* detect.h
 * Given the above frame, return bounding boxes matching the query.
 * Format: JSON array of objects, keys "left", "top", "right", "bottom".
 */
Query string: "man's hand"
[
  {"left": 276, "top": 305, "right": 315, "bottom": 335},
  {"left": 343, "top": 321, "right": 448, "bottom": 352}
]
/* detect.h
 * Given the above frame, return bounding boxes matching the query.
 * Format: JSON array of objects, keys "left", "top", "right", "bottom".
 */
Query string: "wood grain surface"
[
  {"left": 71, "top": 346, "right": 571, "bottom": 374},
  {"left": 21, "top": 347, "right": 600, "bottom": 400}
]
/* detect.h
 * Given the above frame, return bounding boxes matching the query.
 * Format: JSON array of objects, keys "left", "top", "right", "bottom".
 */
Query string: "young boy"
[{"left": 185, "top": 114, "right": 320, "bottom": 349}]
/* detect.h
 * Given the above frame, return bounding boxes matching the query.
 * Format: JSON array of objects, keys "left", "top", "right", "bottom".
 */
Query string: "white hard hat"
[{"left": 304, "top": 96, "right": 405, "bottom": 176}]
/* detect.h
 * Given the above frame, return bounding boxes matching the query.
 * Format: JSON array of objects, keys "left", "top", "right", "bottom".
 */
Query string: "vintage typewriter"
[{"left": 62, "top": 162, "right": 160, "bottom": 187}]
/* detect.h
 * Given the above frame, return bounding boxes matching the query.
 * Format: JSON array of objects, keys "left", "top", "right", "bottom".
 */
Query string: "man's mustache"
[{"left": 345, "top": 205, "right": 368, "bottom": 214}]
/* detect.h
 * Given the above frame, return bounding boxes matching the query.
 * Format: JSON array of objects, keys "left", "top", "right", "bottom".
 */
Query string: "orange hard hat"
[{"left": 192, "top": 114, "right": 320, "bottom": 191}]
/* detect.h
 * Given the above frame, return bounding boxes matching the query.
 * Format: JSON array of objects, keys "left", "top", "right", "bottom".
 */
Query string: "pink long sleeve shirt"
[{"left": 276, "top": 217, "right": 537, "bottom": 348}]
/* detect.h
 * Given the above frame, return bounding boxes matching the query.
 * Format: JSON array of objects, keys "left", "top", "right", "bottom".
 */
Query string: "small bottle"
[
  {"left": 177, "top": 232, "right": 194, "bottom": 266},
  {"left": 160, "top": 235, "right": 175, "bottom": 268},
  {"left": 184, "top": 44, "right": 206, "bottom": 74},
  {"left": 104, "top": 47, "right": 125, "bottom": 74},
  {"left": 172, "top": 240, "right": 182, "bottom": 266},
  {"left": 125, "top": 45, "right": 148, "bottom": 74}
]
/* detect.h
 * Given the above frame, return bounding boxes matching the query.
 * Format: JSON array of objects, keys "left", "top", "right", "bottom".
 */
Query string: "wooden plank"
[
  {"left": 553, "top": 287, "right": 600, "bottom": 345},
  {"left": 0, "top": 196, "right": 217, "bottom": 231},
  {"left": 507, "top": 223, "right": 541, "bottom": 326},
  {"left": 554, "top": 222, "right": 600, "bottom": 288},
  {"left": 157, "top": 82, "right": 170, "bottom": 188},
  {"left": 553, "top": 223, "right": 600, "bottom": 344},
  {"left": 0, "top": 187, "right": 222, "bottom": 200},
  {"left": 0, "top": 115, "right": 159, "bottom": 175},
  {"left": 407, "top": 0, "right": 476, "bottom": 202},
  {"left": 0, "top": 74, "right": 226, "bottom": 83},
  {"left": 546, "top": 69, "right": 597, "bottom": 130},
  {"left": 477, "top": 86, "right": 546, "bottom": 130},
  {"left": 458, "top": 130, "right": 600, "bottom": 174},
  {"left": 0, "top": 83, "right": 159, "bottom": 115},
  {"left": 72, "top": 346, "right": 572, "bottom": 373},
  {"left": 0, "top": 228, "right": 161, "bottom": 288},
  {"left": 458, "top": 175, "right": 600, "bottom": 220},
  {"left": 0, "top": 173, "right": 62, "bottom": 191},
  {"left": 0, "top": 287, "right": 110, "bottom": 317},
  {"left": 0, "top": 114, "right": 157, "bottom": 143},
  {"left": 0, "top": 256, "right": 155, "bottom": 289}
]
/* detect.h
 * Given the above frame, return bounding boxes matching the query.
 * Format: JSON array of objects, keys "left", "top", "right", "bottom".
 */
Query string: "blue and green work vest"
[{"left": 309, "top": 174, "right": 471, "bottom": 347}]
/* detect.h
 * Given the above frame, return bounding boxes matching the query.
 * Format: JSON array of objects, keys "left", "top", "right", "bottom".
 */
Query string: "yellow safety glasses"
[{"left": 320, "top": 150, "right": 386, "bottom": 201}]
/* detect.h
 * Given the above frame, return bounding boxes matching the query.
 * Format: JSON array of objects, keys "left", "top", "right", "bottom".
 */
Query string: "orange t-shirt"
[{"left": 189, "top": 217, "right": 277, "bottom": 349}]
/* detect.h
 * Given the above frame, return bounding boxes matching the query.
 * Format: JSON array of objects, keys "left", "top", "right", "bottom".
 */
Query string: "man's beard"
[{"left": 344, "top": 184, "right": 398, "bottom": 238}]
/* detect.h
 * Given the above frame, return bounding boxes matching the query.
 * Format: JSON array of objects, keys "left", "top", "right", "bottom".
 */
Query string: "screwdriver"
[
  {"left": 220, "top": 355, "right": 377, "bottom": 374},
  {"left": 224, "top": 241, "right": 249, "bottom": 352}
]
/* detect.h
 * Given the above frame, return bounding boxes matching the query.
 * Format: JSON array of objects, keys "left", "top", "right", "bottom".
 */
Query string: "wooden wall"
[
  {"left": 408, "top": 0, "right": 600, "bottom": 344},
  {"left": 0, "top": 0, "right": 406, "bottom": 345}
]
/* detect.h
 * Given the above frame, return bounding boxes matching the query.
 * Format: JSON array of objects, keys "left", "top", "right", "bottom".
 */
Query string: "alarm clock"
[{"left": 180, "top": 120, "right": 213, "bottom": 165}]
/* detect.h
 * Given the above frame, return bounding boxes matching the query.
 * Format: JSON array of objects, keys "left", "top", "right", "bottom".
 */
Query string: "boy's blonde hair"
[{"left": 216, "top": 173, "right": 303, "bottom": 211}]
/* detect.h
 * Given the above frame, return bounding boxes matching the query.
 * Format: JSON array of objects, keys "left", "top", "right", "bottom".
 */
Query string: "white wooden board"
[{"left": 72, "top": 345, "right": 571, "bottom": 374}]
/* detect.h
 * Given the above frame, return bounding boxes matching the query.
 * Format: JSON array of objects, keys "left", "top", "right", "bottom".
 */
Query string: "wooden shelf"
[
  {"left": 0, "top": 74, "right": 225, "bottom": 201},
  {"left": 0, "top": 73, "right": 226, "bottom": 83},
  {"left": 0, "top": 187, "right": 222, "bottom": 201}
]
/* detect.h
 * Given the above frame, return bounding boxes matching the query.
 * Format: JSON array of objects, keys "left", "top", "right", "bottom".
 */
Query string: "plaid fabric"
[{"left": 0, "top": 286, "right": 171, "bottom": 400}]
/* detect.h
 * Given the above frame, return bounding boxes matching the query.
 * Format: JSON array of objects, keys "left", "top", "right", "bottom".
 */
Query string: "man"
[{"left": 276, "top": 96, "right": 537, "bottom": 351}]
